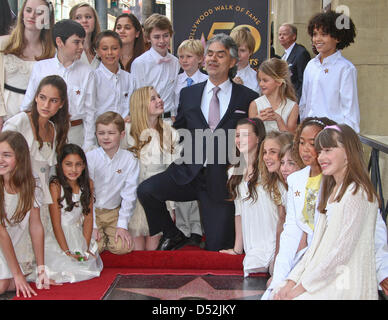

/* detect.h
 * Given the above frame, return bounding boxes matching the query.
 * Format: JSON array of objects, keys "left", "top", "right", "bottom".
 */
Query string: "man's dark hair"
[{"left": 52, "top": 19, "right": 86, "bottom": 48}]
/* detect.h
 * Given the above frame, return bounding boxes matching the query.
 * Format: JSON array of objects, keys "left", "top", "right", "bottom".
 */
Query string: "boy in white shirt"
[
  {"left": 94, "top": 30, "right": 133, "bottom": 118},
  {"left": 174, "top": 39, "right": 207, "bottom": 246},
  {"left": 299, "top": 11, "right": 359, "bottom": 132},
  {"left": 230, "top": 27, "right": 261, "bottom": 94},
  {"left": 131, "top": 13, "right": 180, "bottom": 122},
  {"left": 21, "top": 19, "right": 96, "bottom": 151},
  {"left": 87, "top": 112, "right": 139, "bottom": 255}
]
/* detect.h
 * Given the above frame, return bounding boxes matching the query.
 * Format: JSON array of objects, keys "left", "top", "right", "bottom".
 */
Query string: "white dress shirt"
[
  {"left": 299, "top": 50, "right": 360, "bottom": 132},
  {"left": 174, "top": 69, "right": 208, "bottom": 108},
  {"left": 236, "top": 64, "right": 261, "bottom": 94},
  {"left": 21, "top": 55, "right": 97, "bottom": 149},
  {"left": 201, "top": 78, "right": 232, "bottom": 123},
  {"left": 86, "top": 147, "right": 139, "bottom": 230},
  {"left": 282, "top": 42, "right": 296, "bottom": 61},
  {"left": 94, "top": 63, "right": 133, "bottom": 118},
  {"left": 131, "top": 47, "right": 180, "bottom": 116}
]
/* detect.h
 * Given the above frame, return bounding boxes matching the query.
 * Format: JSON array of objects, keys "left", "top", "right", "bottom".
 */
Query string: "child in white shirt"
[
  {"left": 94, "top": 30, "right": 133, "bottom": 118},
  {"left": 21, "top": 19, "right": 96, "bottom": 151},
  {"left": 173, "top": 39, "right": 207, "bottom": 245},
  {"left": 87, "top": 112, "right": 139, "bottom": 255},
  {"left": 299, "top": 10, "right": 359, "bottom": 132},
  {"left": 131, "top": 14, "right": 180, "bottom": 121},
  {"left": 230, "top": 27, "right": 261, "bottom": 94}
]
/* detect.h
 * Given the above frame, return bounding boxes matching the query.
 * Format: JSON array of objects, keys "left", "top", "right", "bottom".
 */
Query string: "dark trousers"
[{"left": 137, "top": 168, "right": 235, "bottom": 251}]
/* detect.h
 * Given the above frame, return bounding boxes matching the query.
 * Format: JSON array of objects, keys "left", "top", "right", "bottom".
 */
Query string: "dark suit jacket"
[
  {"left": 287, "top": 43, "right": 311, "bottom": 100},
  {"left": 167, "top": 80, "right": 259, "bottom": 200}
]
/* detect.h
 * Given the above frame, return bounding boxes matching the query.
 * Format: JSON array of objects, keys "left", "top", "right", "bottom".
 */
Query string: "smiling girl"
[
  {"left": 262, "top": 116, "right": 336, "bottom": 299},
  {"left": 249, "top": 58, "right": 298, "bottom": 134},
  {"left": 113, "top": 13, "right": 145, "bottom": 73},
  {"left": 273, "top": 124, "right": 379, "bottom": 299},
  {"left": 222, "top": 119, "right": 292, "bottom": 277},
  {"left": 0, "top": 0, "right": 55, "bottom": 126},
  {"left": 3, "top": 75, "right": 70, "bottom": 240},
  {"left": 121, "top": 86, "right": 181, "bottom": 250},
  {"left": 0, "top": 131, "right": 47, "bottom": 298},
  {"left": 44, "top": 144, "right": 103, "bottom": 283}
]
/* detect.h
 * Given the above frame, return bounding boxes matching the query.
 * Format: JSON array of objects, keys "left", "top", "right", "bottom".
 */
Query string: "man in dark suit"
[
  {"left": 278, "top": 23, "right": 311, "bottom": 101},
  {"left": 137, "top": 33, "right": 259, "bottom": 251}
]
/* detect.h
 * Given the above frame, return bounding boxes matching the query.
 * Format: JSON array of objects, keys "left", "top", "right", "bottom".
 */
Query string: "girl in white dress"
[
  {"left": 3, "top": 75, "right": 70, "bottom": 240},
  {"left": 121, "top": 86, "right": 181, "bottom": 251},
  {"left": 263, "top": 117, "right": 336, "bottom": 299},
  {"left": 221, "top": 119, "right": 292, "bottom": 277},
  {"left": 45, "top": 144, "right": 103, "bottom": 283},
  {"left": 0, "top": 0, "right": 55, "bottom": 126},
  {"left": 248, "top": 58, "right": 299, "bottom": 133},
  {"left": 69, "top": 2, "right": 101, "bottom": 69},
  {"left": 0, "top": 131, "right": 47, "bottom": 298},
  {"left": 274, "top": 124, "right": 379, "bottom": 300},
  {"left": 113, "top": 13, "right": 145, "bottom": 73}
]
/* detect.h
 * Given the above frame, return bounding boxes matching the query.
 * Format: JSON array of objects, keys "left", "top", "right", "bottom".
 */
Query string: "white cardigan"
[
  {"left": 287, "top": 184, "right": 378, "bottom": 299},
  {"left": 264, "top": 166, "right": 317, "bottom": 295},
  {"left": 263, "top": 167, "right": 388, "bottom": 299}
]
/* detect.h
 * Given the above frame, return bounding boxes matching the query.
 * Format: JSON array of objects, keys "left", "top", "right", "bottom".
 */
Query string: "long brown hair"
[
  {"left": 259, "top": 131, "right": 293, "bottom": 205},
  {"left": 113, "top": 13, "right": 145, "bottom": 72},
  {"left": 0, "top": 131, "right": 36, "bottom": 226},
  {"left": 51, "top": 144, "right": 92, "bottom": 215},
  {"left": 29, "top": 75, "right": 70, "bottom": 156},
  {"left": 315, "top": 124, "right": 379, "bottom": 214},
  {"left": 2, "top": 0, "right": 55, "bottom": 60},
  {"left": 227, "top": 118, "right": 266, "bottom": 203}
]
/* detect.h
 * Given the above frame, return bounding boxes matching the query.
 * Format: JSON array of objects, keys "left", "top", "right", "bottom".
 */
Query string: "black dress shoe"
[
  {"left": 157, "top": 231, "right": 188, "bottom": 251},
  {"left": 187, "top": 233, "right": 203, "bottom": 246}
]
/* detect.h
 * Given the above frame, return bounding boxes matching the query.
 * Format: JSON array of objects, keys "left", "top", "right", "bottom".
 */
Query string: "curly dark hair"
[
  {"left": 50, "top": 144, "right": 92, "bottom": 215},
  {"left": 292, "top": 116, "right": 337, "bottom": 169},
  {"left": 307, "top": 10, "right": 356, "bottom": 50}
]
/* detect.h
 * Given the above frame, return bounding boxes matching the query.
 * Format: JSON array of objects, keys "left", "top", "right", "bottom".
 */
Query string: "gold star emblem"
[
  {"left": 324, "top": 68, "right": 329, "bottom": 74},
  {"left": 76, "top": 90, "right": 81, "bottom": 95},
  {"left": 295, "top": 191, "right": 301, "bottom": 197},
  {"left": 116, "top": 169, "right": 122, "bottom": 174}
]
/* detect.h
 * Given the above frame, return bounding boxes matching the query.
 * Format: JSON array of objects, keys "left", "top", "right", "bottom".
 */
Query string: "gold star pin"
[
  {"left": 116, "top": 169, "right": 122, "bottom": 174},
  {"left": 324, "top": 68, "right": 329, "bottom": 74},
  {"left": 295, "top": 191, "right": 301, "bottom": 197},
  {"left": 76, "top": 90, "right": 81, "bottom": 95}
]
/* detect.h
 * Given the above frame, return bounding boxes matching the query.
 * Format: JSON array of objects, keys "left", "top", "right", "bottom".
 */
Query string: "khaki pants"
[{"left": 95, "top": 207, "right": 134, "bottom": 255}]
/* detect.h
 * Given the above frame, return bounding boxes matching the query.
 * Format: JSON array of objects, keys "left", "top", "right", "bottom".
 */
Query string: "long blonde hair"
[
  {"left": 2, "top": 0, "right": 55, "bottom": 60},
  {"left": 0, "top": 131, "right": 36, "bottom": 227},
  {"left": 128, "top": 86, "right": 173, "bottom": 158},
  {"left": 258, "top": 58, "right": 297, "bottom": 104},
  {"left": 259, "top": 131, "right": 293, "bottom": 205}
]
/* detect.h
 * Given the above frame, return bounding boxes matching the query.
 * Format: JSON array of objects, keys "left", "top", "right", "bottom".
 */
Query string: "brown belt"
[{"left": 70, "top": 119, "right": 83, "bottom": 127}]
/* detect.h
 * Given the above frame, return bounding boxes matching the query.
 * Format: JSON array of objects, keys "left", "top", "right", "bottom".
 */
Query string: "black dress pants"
[{"left": 137, "top": 168, "right": 235, "bottom": 251}]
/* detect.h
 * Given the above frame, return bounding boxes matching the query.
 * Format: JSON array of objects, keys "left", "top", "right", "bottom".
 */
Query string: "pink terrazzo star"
[{"left": 117, "top": 276, "right": 264, "bottom": 300}]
